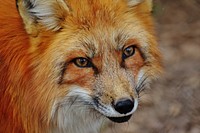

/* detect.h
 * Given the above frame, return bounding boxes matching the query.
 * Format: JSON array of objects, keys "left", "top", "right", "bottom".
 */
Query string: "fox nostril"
[{"left": 114, "top": 99, "right": 134, "bottom": 114}]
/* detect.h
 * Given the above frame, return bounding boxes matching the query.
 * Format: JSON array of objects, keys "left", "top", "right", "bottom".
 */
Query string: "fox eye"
[
  {"left": 122, "top": 45, "right": 136, "bottom": 60},
  {"left": 73, "top": 57, "right": 92, "bottom": 68}
]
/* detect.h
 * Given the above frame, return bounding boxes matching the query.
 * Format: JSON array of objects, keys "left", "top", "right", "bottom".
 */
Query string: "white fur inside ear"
[
  {"left": 30, "top": 3, "right": 60, "bottom": 31},
  {"left": 28, "top": 0, "right": 69, "bottom": 31},
  {"left": 127, "top": 0, "right": 144, "bottom": 6}
]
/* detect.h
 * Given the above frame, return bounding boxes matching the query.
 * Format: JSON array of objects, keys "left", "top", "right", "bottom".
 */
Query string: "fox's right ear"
[
  {"left": 16, "top": 0, "right": 71, "bottom": 37},
  {"left": 126, "top": 0, "right": 153, "bottom": 12}
]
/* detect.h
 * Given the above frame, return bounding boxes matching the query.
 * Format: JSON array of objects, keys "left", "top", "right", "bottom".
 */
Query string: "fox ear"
[
  {"left": 16, "top": 0, "right": 70, "bottom": 36},
  {"left": 127, "top": 0, "right": 153, "bottom": 12}
]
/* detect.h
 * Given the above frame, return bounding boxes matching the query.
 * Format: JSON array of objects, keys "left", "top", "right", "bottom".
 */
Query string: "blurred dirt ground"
[{"left": 104, "top": 0, "right": 200, "bottom": 133}]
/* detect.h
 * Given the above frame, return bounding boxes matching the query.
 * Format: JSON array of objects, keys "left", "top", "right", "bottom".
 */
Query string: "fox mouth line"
[
  {"left": 107, "top": 115, "right": 132, "bottom": 123},
  {"left": 92, "top": 97, "right": 138, "bottom": 123}
]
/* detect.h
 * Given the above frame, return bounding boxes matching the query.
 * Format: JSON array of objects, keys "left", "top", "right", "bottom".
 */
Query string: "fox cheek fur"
[{"left": 0, "top": 0, "right": 162, "bottom": 133}]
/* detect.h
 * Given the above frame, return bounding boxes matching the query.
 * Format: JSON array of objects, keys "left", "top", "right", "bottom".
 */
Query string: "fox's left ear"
[
  {"left": 16, "top": 0, "right": 70, "bottom": 36},
  {"left": 127, "top": 0, "right": 153, "bottom": 12}
]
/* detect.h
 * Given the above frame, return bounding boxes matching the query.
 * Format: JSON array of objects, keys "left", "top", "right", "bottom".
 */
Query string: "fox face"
[{"left": 0, "top": 0, "right": 162, "bottom": 132}]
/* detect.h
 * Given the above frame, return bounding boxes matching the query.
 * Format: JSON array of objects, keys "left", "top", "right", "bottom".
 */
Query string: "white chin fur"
[
  {"left": 50, "top": 87, "right": 105, "bottom": 133},
  {"left": 50, "top": 86, "right": 138, "bottom": 133}
]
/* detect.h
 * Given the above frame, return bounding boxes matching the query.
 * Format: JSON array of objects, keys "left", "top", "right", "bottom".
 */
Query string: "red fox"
[{"left": 0, "top": 0, "right": 162, "bottom": 133}]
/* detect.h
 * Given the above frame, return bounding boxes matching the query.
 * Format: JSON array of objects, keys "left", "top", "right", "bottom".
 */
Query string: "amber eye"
[
  {"left": 73, "top": 57, "right": 92, "bottom": 68},
  {"left": 122, "top": 45, "right": 136, "bottom": 60}
]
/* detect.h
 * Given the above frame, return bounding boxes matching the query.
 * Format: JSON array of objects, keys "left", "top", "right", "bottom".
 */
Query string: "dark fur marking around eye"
[
  {"left": 58, "top": 60, "right": 99, "bottom": 85},
  {"left": 58, "top": 62, "right": 68, "bottom": 85}
]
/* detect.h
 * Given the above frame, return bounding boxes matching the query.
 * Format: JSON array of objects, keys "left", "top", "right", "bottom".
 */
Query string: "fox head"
[{"left": 15, "top": 0, "right": 162, "bottom": 131}]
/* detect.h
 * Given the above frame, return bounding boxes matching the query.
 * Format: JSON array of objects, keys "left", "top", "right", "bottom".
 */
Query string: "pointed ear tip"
[
  {"left": 17, "top": 0, "right": 69, "bottom": 32},
  {"left": 128, "top": 0, "right": 153, "bottom": 12},
  {"left": 128, "top": 0, "right": 153, "bottom": 5}
]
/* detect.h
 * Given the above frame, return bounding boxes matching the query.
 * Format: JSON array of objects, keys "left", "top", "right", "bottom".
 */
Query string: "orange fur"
[{"left": 0, "top": 0, "right": 162, "bottom": 133}]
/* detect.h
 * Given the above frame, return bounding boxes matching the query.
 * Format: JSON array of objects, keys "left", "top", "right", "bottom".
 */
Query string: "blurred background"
[{"left": 104, "top": 0, "right": 200, "bottom": 133}]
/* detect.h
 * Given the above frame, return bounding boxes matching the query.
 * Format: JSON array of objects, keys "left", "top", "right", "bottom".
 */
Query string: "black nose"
[{"left": 114, "top": 99, "right": 134, "bottom": 114}]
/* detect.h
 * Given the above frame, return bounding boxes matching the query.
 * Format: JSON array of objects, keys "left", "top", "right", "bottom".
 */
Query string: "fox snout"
[
  {"left": 113, "top": 98, "right": 135, "bottom": 114},
  {"left": 90, "top": 64, "right": 139, "bottom": 122},
  {"left": 93, "top": 96, "right": 137, "bottom": 123},
  {"left": 110, "top": 98, "right": 135, "bottom": 123},
  {"left": 93, "top": 92, "right": 138, "bottom": 123}
]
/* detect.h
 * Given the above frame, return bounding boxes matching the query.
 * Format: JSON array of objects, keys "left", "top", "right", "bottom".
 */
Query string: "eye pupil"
[
  {"left": 123, "top": 46, "right": 135, "bottom": 59},
  {"left": 74, "top": 57, "right": 91, "bottom": 67},
  {"left": 78, "top": 58, "right": 87, "bottom": 65},
  {"left": 125, "top": 47, "right": 133, "bottom": 55}
]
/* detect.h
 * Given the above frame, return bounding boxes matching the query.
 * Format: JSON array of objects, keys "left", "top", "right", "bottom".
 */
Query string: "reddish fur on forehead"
[{"left": 63, "top": 0, "right": 127, "bottom": 29}]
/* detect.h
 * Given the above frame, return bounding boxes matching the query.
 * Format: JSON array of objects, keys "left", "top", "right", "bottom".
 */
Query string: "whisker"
[
  {"left": 136, "top": 74, "right": 152, "bottom": 94},
  {"left": 138, "top": 80, "right": 151, "bottom": 94}
]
